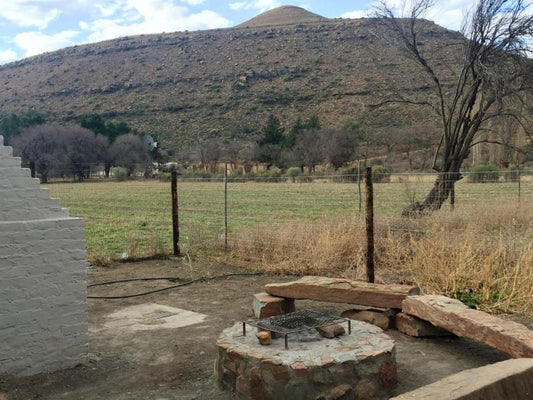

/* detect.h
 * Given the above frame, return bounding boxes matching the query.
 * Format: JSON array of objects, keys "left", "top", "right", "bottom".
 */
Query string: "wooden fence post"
[
  {"left": 224, "top": 162, "right": 228, "bottom": 249},
  {"left": 365, "top": 167, "right": 375, "bottom": 283},
  {"left": 171, "top": 171, "right": 180, "bottom": 256}
]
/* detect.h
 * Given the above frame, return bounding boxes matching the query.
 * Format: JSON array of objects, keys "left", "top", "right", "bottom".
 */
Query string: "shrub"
[
  {"left": 372, "top": 165, "right": 391, "bottom": 183},
  {"left": 468, "top": 164, "right": 499, "bottom": 183},
  {"left": 268, "top": 166, "right": 282, "bottom": 180},
  {"left": 111, "top": 167, "right": 129, "bottom": 181},
  {"left": 286, "top": 167, "right": 301, "bottom": 182},
  {"left": 181, "top": 169, "right": 216, "bottom": 180},
  {"left": 333, "top": 166, "right": 360, "bottom": 183},
  {"left": 158, "top": 172, "right": 171, "bottom": 181}
]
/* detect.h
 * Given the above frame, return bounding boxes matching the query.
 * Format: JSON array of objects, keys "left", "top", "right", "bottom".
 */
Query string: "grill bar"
[{"left": 243, "top": 310, "right": 351, "bottom": 349}]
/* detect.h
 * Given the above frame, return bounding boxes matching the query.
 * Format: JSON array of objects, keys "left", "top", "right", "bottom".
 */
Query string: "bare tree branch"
[{"left": 374, "top": 0, "right": 533, "bottom": 211}]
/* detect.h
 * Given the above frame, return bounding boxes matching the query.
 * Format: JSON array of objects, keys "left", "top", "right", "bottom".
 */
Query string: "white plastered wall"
[{"left": 0, "top": 135, "right": 88, "bottom": 376}]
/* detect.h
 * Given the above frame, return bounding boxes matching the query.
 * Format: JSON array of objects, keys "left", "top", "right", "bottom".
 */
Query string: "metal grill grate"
[{"left": 243, "top": 310, "right": 351, "bottom": 349}]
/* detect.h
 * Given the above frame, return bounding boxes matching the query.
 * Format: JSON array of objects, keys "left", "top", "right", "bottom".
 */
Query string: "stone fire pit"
[{"left": 214, "top": 320, "right": 396, "bottom": 400}]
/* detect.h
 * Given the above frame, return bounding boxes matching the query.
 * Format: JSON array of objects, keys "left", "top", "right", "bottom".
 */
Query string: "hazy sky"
[{"left": 0, "top": 0, "right": 477, "bottom": 64}]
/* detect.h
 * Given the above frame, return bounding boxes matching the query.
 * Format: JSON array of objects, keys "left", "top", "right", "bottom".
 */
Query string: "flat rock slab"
[
  {"left": 395, "top": 312, "right": 451, "bottom": 337},
  {"left": 402, "top": 295, "right": 533, "bottom": 358},
  {"left": 390, "top": 358, "right": 533, "bottom": 400},
  {"left": 265, "top": 276, "right": 420, "bottom": 309}
]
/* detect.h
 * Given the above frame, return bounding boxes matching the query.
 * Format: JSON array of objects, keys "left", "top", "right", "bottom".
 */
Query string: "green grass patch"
[{"left": 44, "top": 178, "right": 530, "bottom": 261}]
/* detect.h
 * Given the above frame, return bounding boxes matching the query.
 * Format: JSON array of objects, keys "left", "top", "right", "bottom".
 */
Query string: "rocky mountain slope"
[{"left": 0, "top": 6, "right": 466, "bottom": 153}]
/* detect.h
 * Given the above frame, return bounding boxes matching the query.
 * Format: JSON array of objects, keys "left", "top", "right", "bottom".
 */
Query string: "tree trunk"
[{"left": 420, "top": 172, "right": 462, "bottom": 211}]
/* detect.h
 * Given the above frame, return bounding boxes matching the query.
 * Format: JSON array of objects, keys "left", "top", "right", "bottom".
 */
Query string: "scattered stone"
[
  {"left": 252, "top": 292, "right": 295, "bottom": 318},
  {"left": 316, "top": 324, "right": 345, "bottom": 338},
  {"left": 402, "top": 295, "right": 533, "bottom": 358},
  {"left": 265, "top": 276, "right": 419, "bottom": 309},
  {"left": 390, "top": 358, "right": 533, "bottom": 400},
  {"left": 341, "top": 310, "right": 391, "bottom": 330},
  {"left": 256, "top": 331, "right": 272, "bottom": 345},
  {"left": 395, "top": 312, "right": 451, "bottom": 337}
]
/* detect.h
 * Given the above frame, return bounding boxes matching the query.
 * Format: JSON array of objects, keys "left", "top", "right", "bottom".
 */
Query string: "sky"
[{"left": 0, "top": 0, "right": 478, "bottom": 65}]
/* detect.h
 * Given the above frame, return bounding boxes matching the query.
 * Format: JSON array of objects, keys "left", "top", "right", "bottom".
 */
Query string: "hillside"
[
  {"left": 236, "top": 6, "right": 328, "bottom": 27},
  {"left": 0, "top": 6, "right": 466, "bottom": 154}
]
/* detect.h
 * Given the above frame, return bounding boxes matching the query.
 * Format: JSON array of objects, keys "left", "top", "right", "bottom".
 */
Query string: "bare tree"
[
  {"left": 194, "top": 138, "right": 223, "bottom": 172},
  {"left": 293, "top": 128, "right": 325, "bottom": 172},
  {"left": 375, "top": 0, "right": 533, "bottom": 210},
  {"left": 109, "top": 134, "right": 148, "bottom": 176},
  {"left": 323, "top": 127, "right": 360, "bottom": 170},
  {"left": 220, "top": 140, "right": 242, "bottom": 171},
  {"left": 12, "top": 125, "right": 62, "bottom": 183},
  {"left": 95, "top": 134, "right": 113, "bottom": 177},
  {"left": 60, "top": 127, "right": 104, "bottom": 181}
]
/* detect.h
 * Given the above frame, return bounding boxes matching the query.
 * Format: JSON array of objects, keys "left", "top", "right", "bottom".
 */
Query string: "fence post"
[
  {"left": 365, "top": 167, "right": 375, "bottom": 283},
  {"left": 358, "top": 160, "right": 362, "bottom": 215},
  {"left": 518, "top": 169, "right": 521, "bottom": 202},
  {"left": 224, "top": 162, "right": 228, "bottom": 250},
  {"left": 450, "top": 176, "right": 455, "bottom": 211},
  {"left": 171, "top": 171, "right": 180, "bottom": 256}
]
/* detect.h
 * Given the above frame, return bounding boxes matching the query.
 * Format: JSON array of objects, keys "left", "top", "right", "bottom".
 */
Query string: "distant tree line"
[
  {"left": 2, "top": 113, "right": 157, "bottom": 182},
  {"left": 1, "top": 112, "right": 449, "bottom": 180},
  {"left": 177, "top": 114, "right": 367, "bottom": 174},
  {"left": 175, "top": 113, "right": 443, "bottom": 175}
]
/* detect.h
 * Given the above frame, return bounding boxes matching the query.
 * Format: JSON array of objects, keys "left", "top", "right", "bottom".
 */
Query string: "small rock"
[
  {"left": 395, "top": 312, "right": 451, "bottom": 337},
  {"left": 256, "top": 331, "right": 272, "bottom": 345},
  {"left": 341, "top": 310, "right": 391, "bottom": 330},
  {"left": 253, "top": 292, "right": 296, "bottom": 318},
  {"left": 316, "top": 324, "right": 345, "bottom": 339}
]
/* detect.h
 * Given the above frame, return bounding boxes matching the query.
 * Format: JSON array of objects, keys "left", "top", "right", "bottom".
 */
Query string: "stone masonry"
[
  {"left": 215, "top": 321, "right": 397, "bottom": 400},
  {"left": 0, "top": 135, "right": 88, "bottom": 376}
]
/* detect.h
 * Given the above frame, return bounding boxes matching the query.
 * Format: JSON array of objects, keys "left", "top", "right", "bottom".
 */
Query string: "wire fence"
[{"left": 42, "top": 170, "right": 533, "bottom": 262}]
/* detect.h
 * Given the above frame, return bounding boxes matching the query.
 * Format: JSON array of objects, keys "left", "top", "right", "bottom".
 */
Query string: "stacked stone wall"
[{"left": 0, "top": 135, "right": 88, "bottom": 376}]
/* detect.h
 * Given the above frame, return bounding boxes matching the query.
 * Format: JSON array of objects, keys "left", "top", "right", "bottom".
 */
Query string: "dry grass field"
[{"left": 45, "top": 178, "right": 532, "bottom": 316}]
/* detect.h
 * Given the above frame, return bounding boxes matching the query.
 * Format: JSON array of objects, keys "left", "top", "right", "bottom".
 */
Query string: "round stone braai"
[{"left": 214, "top": 320, "right": 396, "bottom": 400}]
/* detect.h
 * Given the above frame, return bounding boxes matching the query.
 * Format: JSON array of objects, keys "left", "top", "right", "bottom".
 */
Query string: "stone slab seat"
[
  {"left": 402, "top": 295, "right": 533, "bottom": 359},
  {"left": 265, "top": 276, "right": 420, "bottom": 309},
  {"left": 390, "top": 358, "right": 533, "bottom": 400}
]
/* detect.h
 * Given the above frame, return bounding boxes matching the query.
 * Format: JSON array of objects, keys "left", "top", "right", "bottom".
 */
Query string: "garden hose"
[{"left": 87, "top": 272, "right": 263, "bottom": 299}]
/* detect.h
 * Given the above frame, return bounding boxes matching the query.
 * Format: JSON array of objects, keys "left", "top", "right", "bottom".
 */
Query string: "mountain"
[
  {"left": 0, "top": 6, "right": 466, "bottom": 154},
  {"left": 236, "top": 6, "right": 328, "bottom": 27}
]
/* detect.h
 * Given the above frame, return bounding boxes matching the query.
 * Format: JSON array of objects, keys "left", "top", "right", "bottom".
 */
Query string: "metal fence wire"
[{"left": 42, "top": 170, "right": 533, "bottom": 261}]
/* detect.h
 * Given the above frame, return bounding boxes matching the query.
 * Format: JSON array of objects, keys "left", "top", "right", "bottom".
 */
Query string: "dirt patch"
[{"left": 0, "top": 259, "right": 516, "bottom": 399}]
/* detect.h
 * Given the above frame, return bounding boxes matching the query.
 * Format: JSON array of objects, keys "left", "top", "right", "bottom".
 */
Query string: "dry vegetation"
[
  {"left": 224, "top": 203, "right": 533, "bottom": 316},
  {"left": 46, "top": 180, "right": 532, "bottom": 316}
]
